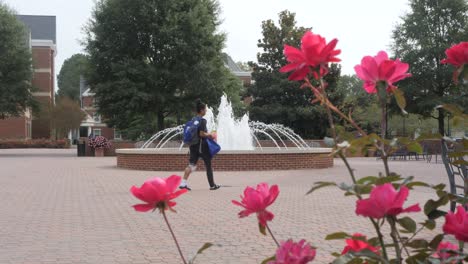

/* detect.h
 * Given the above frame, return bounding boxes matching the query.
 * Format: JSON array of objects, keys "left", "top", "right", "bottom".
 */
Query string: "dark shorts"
[{"left": 189, "top": 141, "right": 210, "bottom": 165}]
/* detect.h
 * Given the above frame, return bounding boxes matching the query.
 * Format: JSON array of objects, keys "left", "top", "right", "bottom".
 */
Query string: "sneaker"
[
  {"left": 179, "top": 185, "right": 192, "bottom": 191},
  {"left": 210, "top": 185, "right": 221, "bottom": 190}
]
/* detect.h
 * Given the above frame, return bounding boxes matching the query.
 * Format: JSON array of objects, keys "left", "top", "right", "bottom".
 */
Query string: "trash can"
[{"left": 77, "top": 140, "right": 86, "bottom": 157}]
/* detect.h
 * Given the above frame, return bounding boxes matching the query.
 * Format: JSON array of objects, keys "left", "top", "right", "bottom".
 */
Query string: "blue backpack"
[{"left": 183, "top": 117, "right": 202, "bottom": 145}]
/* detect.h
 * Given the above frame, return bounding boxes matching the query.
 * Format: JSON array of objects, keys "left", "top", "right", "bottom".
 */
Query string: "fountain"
[{"left": 116, "top": 95, "right": 333, "bottom": 171}]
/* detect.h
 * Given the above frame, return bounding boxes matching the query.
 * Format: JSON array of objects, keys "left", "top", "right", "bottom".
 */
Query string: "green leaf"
[
  {"left": 427, "top": 210, "right": 447, "bottom": 220},
  {"left": 307, "top": 182, "right": 337, "bottom": 195},
  {"left": 398, "top": 217, "right": 417, "bottom": 233},
  {"left": 259, "top": 223, "right": 266, "bottom": 236},
  {"left": 406, "top": 239, "right": 429, "bottom": 249},
  {"left": 189, "top": 242, "right": 217, "bottom": 264},
  {"left": 375, "top": 175, "right": 402, "bottom": 185},
  {"left": 393, "top": 89, "right": 407, "bottom": 114},
  {"left": 429, "top": 234, "right": 444, "bottom": 250},
  {"left": 452, "top": 159, "right": 468, "bottom": 166},
  {"left": 326, "top": 232, "right": 350, "bottom": 240},
  {"left": 401, "top": 176, "right": 415, "bottom": 186},
  {"left": 421, "top": 219, "right": 436, "bottom": 230},
  {"left": 261, "top": 256, "right": 275, "bottom": 264},
  {"left": 406, "top": 181, "right": 430, "bottom": 189},
  {"left": 407, "top": 142, "right": 423, "bottom": 154},
  {"left": 357, "top": 176, "right": 378, "bottom": 185},
  {"left": 196, "top": 242, "right": 213, "bottom": 255},
  {"left": 405, "top": 252, "right": 431, "bottom": 264},
  {"left": 354, "top": 185, "right": 372, "bottom": 195},
  {"left": 424, "top": 196, "right": 449, "bottom": 217},
  {"left": 332, "top": 254, "right": 354, "bottom": 264}
]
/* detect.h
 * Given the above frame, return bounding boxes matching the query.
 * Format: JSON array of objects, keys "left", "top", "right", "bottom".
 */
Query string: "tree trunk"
[
  {"left": 157, "top": 111, "right": 165, "bottom": 131},
  {"left": 438, "top": 108, "right": 445, "bottom": 136}
]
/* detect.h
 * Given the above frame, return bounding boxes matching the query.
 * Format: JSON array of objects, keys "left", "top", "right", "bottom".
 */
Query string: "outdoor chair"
[
  {"left": 390, "top": 146, "right": 408, "bottom": 160},
  {"left": 441, "top": 140, "right": 468, "bottom": 211},
  {"left": 416, "top": 143, "right": 429, "bottom": 161}
]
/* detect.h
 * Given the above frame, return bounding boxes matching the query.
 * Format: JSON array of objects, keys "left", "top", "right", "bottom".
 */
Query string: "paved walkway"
[{"left": 0, "top": 149, "right": 455, "bottom": 263}]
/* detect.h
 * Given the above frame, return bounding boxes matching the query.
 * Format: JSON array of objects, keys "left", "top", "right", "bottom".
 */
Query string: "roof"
[
  {"left": 223, "top": 53, "right": 243, "bottom": 72},
  {"left": 16, "top": 15, "right": 56, "bottom": 44}
]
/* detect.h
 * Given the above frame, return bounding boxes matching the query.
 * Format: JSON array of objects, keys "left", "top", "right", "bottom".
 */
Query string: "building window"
[
  {"left": 114, "top": 129, "right": 122, "bottom": 140},
  {"left": 26, "top": 121, "right": 31, "bottom": 139},
  {"left": 93, "top": 113, "right": 101, "bottom": 123},
  {"left": 93, "top": 128, "right": 102, "bottom": 137},
  {"left": 93, "top": 98, "right": 98, "bottom": 108}
]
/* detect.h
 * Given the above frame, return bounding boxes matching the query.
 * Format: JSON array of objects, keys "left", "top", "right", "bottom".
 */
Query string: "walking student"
[{"left": 179, "top": 100, "right": 221, "bottom": 191}]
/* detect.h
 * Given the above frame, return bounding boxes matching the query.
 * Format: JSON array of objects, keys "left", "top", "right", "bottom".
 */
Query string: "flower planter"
[{"left": 94, "top": 148, "right": 105, "bottom": 157}]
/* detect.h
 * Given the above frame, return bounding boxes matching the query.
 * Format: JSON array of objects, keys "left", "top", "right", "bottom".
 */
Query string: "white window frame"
[
  {"left": 114, "top": 129, "right": 122, "bottom": 140},
  {"left": 93, "top": 128, "right": 102, "bottom": 137}
]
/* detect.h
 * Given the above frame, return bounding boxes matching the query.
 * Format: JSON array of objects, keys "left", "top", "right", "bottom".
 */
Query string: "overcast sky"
[{"left": 5, "top": 0, "right": 410, "bottom": 90}]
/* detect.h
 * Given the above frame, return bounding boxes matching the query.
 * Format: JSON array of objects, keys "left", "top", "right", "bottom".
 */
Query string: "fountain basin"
[{"left": 116, "top": 147, "right": 334, "bottom": 171}]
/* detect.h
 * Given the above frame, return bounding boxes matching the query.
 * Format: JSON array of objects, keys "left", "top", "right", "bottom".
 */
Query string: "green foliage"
[
  {"left": 392, "top": 0, "right": 468, "bottom": 135},
  {"left": 50, "top": 97, "right": 86, "bottom": 139},
  {"left": 85, "top": 0, "right": 233, "bottom": 137},
  {"left": 0, "top": 3, "right": 34, "bottom": 118},
  {"left": 247, "top": 10, "right": 343, "bottom": 139},
  {"left": 236, "top": 61, "right": 252, "bottom": 72},
  {"left": 57, "top": 54, "right": 89, "bottom": 101}
]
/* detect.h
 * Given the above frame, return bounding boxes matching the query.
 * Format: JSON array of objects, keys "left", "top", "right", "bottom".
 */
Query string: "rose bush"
[
  {"left": 129, "top": 36, "right": 467, "bottom": 263},
  {"left": 88, "top": 135, "right": 111, "bottom": 149}
]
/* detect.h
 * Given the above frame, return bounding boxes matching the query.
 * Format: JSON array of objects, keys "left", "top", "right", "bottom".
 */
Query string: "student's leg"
[
  {"left": 180, "top": 145, "right": 199, "bottom": 188},
  {"left": 202, "top": 155, "right": 215, "bottom": 187}
]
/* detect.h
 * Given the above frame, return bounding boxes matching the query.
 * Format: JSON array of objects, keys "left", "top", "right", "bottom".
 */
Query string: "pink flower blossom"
[
  {"left": 232, "top": 183, "right": 279, "bottom": 227},
  {"left": 280, "top": 31, "right": 341, "bottom": 80},
  {"left": 341, "top": 233, "right": 379, "bottom": 255},
  {"left": 441, "top": 42, "right": 468, "bottom": 83},
  {"left": 433, "top": 241, "right": 459, "bottom": 262},
  {"left": 269, "top": 239, "right": 316, "bottom": 264},
  {"left": 130, "top": 175, "right": 187, "bottom": 212},
  {"left": 443, "top": 205, "right": 468, "bottom": 242},
  {"left": 355, "top": 183, "right": 421, "bottom": 219},
  {"left": 354, "top": 51, "right": 411, "bottom": 94}
]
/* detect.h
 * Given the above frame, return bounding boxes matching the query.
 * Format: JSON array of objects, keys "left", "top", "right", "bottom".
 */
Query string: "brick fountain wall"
[{"left": 116, "top": 148, "right": 333, "bottom": 171}]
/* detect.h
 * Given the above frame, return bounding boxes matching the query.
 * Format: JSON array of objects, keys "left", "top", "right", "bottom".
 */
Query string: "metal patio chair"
[{"left": 441, "top": 140, "right": 468, "bottom": 211}]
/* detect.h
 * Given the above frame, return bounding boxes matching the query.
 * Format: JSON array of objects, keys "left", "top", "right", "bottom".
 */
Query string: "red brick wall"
[
  {"left": 31, "top": 47, "right": 54, "bottom": 139},
  {"left": 32, "top": 48, "right": 52, "bottom": 69},
  {"left": 117, "top": 152, "right": 333, "bottom": 171},
  {"left": 239, "top": 76, "right": 251, "bottom": 87},
  {"left": 32, "top": 96, "right": 52, "bottom": 139},
  {"left": 0, "top": 116, "right": 28, "bottom": 139},
  {"left": 32, "top": 72, "right": 52, "bottom": 92},
  {"left": 105, "top": 141, "right": 135, "bottom": 156}
]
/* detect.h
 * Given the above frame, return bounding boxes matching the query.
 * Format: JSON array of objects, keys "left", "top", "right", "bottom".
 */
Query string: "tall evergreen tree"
[
  {"left": 392, "top": 0, "right": 468, "bottom": 135},
  {"left": 247, "top": 10, "right": 343, "bottom": 138},
  {"left": 85, "top": 0, "right": 230, "bottom": 136},
  {"left": 0, "top": 3, "right": 34, "bottom": 119}
]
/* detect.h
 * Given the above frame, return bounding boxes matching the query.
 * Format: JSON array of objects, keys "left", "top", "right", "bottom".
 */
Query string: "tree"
[
  {"left": 247, "top": 10, "right": 343, "bottom": 138},
  {"left": 85, "top": 0, "right": 231, "bottom": 135},
  {"left": 50, "top": 97, "right": 86, "bottom": 139},
  {"left": 0, "top": 3, "right": 34, "bottom": 119},
  {"left": 236, "top": 61, "right": 252, "bottom": 72},
  {"left": 392, "top": 0, "right": 468, "bottom": 135},
  {"left": 57, "top": 54, "right": 89, "bottom": 101}
]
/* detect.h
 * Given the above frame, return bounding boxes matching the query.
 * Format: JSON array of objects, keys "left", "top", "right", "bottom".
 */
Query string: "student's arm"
[
  {"left": 200, "top": 131, "right": 214, "bottom": 139},
  {"left": 199, "top": 119, "right": 213, "bottom": 139}
]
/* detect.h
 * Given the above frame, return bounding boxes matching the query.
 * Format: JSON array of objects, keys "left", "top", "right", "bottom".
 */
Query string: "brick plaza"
[{"left": 0, "top": 149, "right": 456, "bottom": 263}]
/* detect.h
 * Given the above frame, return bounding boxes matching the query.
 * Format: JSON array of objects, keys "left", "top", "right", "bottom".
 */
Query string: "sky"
[{"left": 5, "top": 0, "right": 410, "bottom": 90}]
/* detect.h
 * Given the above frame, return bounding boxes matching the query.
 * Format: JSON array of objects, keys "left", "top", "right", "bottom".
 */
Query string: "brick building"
[
  {"left": 76, "top": 77, "right": 119, "bottom": 141},
  {"left": 0, "top": 15, "right": 56, "bottom": 139}
]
